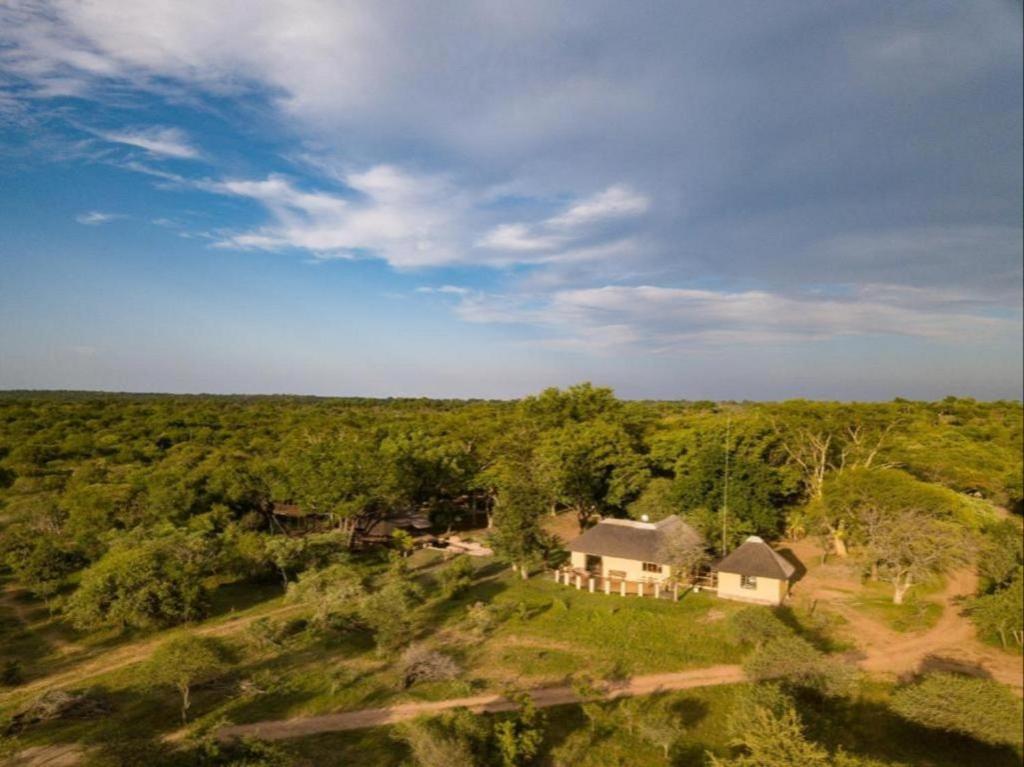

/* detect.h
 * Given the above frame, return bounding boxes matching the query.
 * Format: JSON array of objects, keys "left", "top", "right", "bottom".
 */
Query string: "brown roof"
[
  {"left": 567, "top": 516, "right": 702, "bottom": 564},
  {"left": 715, "top": 536, "right": 795, "bottom": 580}
]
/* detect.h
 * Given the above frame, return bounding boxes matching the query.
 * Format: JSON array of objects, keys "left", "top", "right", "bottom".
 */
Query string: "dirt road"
[{"left": 216, "top": 665, "right": 747, "bottom": 741}]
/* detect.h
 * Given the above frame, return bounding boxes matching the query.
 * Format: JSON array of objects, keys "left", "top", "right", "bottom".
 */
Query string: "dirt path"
[
  {"left": 0, "top": 603, "right": 304, "bottom": 706},
  {"left": 788, "top": 537, "right": 1024, "bottom": 690},
  {"left": 216, "top": 665, "right": 747, "bottom": 742}
]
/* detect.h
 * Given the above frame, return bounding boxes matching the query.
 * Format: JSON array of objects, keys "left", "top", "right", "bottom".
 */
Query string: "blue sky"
[{"left": 0, "top": 1, "right": 1021, "bottom": 399}]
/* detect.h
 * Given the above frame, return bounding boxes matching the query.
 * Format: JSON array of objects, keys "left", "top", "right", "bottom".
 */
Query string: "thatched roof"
[
  {"left": 566, "top": 515, "right": 702, "bottom": 564},
  {"left": 715, "top": 536, "right": 795, "bottom": 580}
]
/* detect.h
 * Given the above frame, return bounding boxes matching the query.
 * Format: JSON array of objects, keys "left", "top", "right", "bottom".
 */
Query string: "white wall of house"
[
  {"left": 716, "top": 571, "right": 788, "bottom": 605},
  {"left": 570, "top": 551, "right": 673, "bottom": 582}
]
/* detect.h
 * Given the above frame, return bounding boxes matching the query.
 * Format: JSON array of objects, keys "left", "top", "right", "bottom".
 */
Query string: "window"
[
  {"left": 740, "top": 574, "right": 757, "bottom": 590},
  {"left": 642, "top": 562, "right": 663, "bottom": 574}
]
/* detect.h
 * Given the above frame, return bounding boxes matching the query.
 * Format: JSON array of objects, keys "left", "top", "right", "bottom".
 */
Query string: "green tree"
[
  {"left": 491, "top": 471, "right": 551, "bottom": 578},
  {"left": 66, "top": 530, "right": 212, "bottom": 630},
  {"left": 147, "top": 634, "right": 230, "bottom": 722},
  {"left": 970, "top": 567, "right": 1023, "bottom": 649},
  {"left": 285, "top": 563, "right": 365, "bottom": 631},
  {"left": 535, "top": 420, "right": 648, "bottom": 530},
  {"left": 494, "top": 693, "right": 544, "bottom": 767},
  {"left": 891, "top": 673, "right": 1024, "bottom": 747}
]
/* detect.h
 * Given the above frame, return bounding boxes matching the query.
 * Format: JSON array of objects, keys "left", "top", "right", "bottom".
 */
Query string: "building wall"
[
  {"left": 716, "top": 571, "right": 788, "bottom": 605},
  {"left": 569, "top": 551, "right": 673, "bottom": 582}
]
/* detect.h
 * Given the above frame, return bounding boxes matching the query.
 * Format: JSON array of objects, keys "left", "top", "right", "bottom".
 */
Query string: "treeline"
[{"left": 0, "top": 385, "right": 1020, "bottom": 638}]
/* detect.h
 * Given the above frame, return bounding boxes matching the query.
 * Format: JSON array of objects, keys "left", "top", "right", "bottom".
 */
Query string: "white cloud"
[
  {"left": 546, "top": 185, "right": 650, "bottom": 229},
  {"left": 476, "top": 223, "right": 565, "bottom": 252},
  {"left": 432, "top": 283, "right": 1012, "bottom": 353},
  {"left": 98, "top": 126, "right": 199, "bottom": 159},
  {"left": 193, "top": 164, "right": 648, "bottom": 270},
  {"left": 477, "top": 184, "right": 649, "bottom": 257},
  {"left": 75, "top": 210, "right": 122, "bottom": 225},
  {"left": 205, "top": 167, "right": 468, "bottom": 268}
]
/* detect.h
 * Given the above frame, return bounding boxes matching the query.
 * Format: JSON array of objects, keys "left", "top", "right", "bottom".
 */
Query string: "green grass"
[
  {"left": 851, "top": 582, "right": 944, "bottom": 633},
  {"left": 5, "top": 558, "right": 1021, "bottom": 767},
  {"left": 278, "top": 682, "right": 1023, "bottom": 767}
]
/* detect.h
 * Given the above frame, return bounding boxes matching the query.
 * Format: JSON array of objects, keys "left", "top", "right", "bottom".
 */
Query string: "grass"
[
  {"left": 4, "top": 556, "right": 1020, "bottom": 767},
  {"left": 277, "top": 682, "right": 1024, "bottom": 767},
  {"left": 851, "top": 580, "right": 944, "bottom": 633}
]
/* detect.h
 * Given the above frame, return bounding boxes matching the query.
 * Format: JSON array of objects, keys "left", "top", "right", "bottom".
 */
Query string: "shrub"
[
  {"left": 396, "top": 717, "right": 477, "bottom": 767},
  {"left": 891, "top": 673, "right": 1024, "bottom": 747},
  {"left": 727, "top": 607, "right": 793, "bottom": 648},
  {"left": 399, "top": 645, "right": 461, "bottom": 689},
  {"left": 743, "top": 634, "right": 857, "bottom": 697},
  {"left": 464, "top": 601, "right": 496, "bottom": 636},
  {"left": 439, "top": 556, "right": 476, "bottom": 598}
]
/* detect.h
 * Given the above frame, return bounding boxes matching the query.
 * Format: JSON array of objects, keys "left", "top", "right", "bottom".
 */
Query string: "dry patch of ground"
[{"left": 788, "top": 538, "right": 1023, "bottom": 689}]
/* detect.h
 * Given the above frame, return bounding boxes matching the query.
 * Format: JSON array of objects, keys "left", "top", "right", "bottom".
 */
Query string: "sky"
[{"left": 0, "top": 1, "right": 1021, "bottom": 400}]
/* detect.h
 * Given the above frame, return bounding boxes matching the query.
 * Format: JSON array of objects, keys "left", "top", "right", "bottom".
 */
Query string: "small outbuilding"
[
  {"left": 714, "top": 535, "right": 796, "bottom": 605},
  {"left": 566, "top": 515, "right": 702, "bottom": 584}
]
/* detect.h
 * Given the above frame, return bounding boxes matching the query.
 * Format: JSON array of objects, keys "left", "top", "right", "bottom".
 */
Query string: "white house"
[
  {"left": 566, "top": 515, "right": 702, "bottom": 585},
  {"left": 714, "top": 535, "right": 796, "bottom": 605}
]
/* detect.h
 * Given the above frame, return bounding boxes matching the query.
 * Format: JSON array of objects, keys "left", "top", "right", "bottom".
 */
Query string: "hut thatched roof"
[{"left": 715, "top": 536, "right": 795, "bottom": 580}]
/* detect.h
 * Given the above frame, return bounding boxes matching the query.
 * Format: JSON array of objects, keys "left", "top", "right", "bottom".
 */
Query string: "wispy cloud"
[
  {"left": 194, "top": 164, "right": 649, "bottom": 270},
  {"left": 477, "top": 184, "right": 649, "bottom": 257},
  {"left": 427, "top": 283, "right": 1013, "bottom": 353},
  {"left": 98, "top": 126, "right": 199, "bottom": 159},
  {"left": 75, "top": 210, "right": 123, "bottom": 225}
]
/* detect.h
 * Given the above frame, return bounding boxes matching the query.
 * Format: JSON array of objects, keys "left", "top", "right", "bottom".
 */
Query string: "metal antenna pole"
[{"left": 722, "top": 416, "right": 730, "bottom": 555}]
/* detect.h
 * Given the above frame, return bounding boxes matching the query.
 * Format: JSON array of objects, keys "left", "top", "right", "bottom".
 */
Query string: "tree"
[
  {"left": 535, "top": 419, "right": 648, "bottom": 530},
  {"left": 360, "top": 580, "right": 417, "bottom": 654},
  {"left": 147, "top": 634, "right": 230, "bottom": 722},
  {"left": 711, "top": 683, "right": 832, "bottom": 767},
  {"left": 627, "top": 477, "right": 678, "bottom": 522},
  {"left": 977, "top": 519, "right": 1023, "bottom": 591},
  {"left": 970, "top": 567, "right": 1023, "bottom": 649},
  {"left": 632, "top": 696, "right": 684, "bottom": 761},
  {"left": 891, "top": 673, "right": 1024, "bottom": 747},
  {"left": 285, "top": 563, "right": 365, "bottom": 631},
  {"left": 490, "top": 472, "right": 550, "bottom": 578},
  {"left": 660, "top": 519, "right": 708, "bottom": 580},
  {"left": 1, "top": 532, "right": 83, "bottom": 599},
  {"left": 263, "top": 536, "right": 309, "bottom": 588},
  {"left": 494, "top": 693, "right": 544, "bottom": 767},
  {"left": 66, "top": 530, "right": 212, "bottom": 630},
  {"left": 438, "top": 555, "right": 476, "bottom": 598},
  {"left": 867, "top": 509, "right": 967, "bottom": 604}
]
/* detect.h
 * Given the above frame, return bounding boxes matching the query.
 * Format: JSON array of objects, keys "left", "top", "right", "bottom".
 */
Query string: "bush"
[
  {"left": 743, "top": 634, "right": 857, "bottom": 697},
  {"left": 464, "top": 601, "right": 496, "bottom": 636},
  {"left": 399, "top": 645, "right": 461, "bottom": 689},
  {"left": 439, "top": 556, "right": 476, "bottom": 598},
  {"left": 397, "top": 717, "right": 478, "bottom": 767},
  {"left": 891, "top": 673, "right": 1024, "bottom": 747},
  {"left": 727, "top": 607, "right": 793, "bottom": 648}
]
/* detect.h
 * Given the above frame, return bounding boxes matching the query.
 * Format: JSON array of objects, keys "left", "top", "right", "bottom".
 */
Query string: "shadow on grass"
[
  {"left": 772, "top": 604, "right": 840, "bottom": 652},
  {"left": 798, "top": 691, "right": 1022, "bottom": 767}
]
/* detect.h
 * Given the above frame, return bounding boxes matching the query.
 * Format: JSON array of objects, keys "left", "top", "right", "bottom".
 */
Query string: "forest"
[{"left": 0, "top": 385, "right": 1021, "bottom": 766}]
